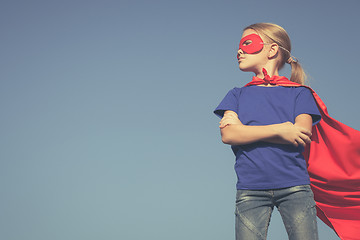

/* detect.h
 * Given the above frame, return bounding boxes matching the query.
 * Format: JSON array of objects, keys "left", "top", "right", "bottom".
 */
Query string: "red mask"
[{"left": 238, "top": 34, "right": 264, "bottom": 54}]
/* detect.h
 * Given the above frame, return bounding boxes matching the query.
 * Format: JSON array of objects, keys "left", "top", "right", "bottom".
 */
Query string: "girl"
[{"left": 214, "top": 23, "right": 322, "bottom": 240}]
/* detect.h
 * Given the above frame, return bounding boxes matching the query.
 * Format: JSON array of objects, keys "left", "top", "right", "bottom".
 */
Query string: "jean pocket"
[
  {"left": 235, "top": 189, "right": 255, "bottom": 203},
  {"left": 287, "top": 185, "right": 316, "bottom": 206}
]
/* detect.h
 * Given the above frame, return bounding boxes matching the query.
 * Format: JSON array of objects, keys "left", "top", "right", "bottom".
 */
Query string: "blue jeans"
[{"left": 235, "top": 185, "right": 319, "bottom": 240}]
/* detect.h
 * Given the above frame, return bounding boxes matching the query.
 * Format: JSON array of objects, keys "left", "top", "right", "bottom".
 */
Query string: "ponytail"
[{"left": 288, "top": 59, "right": 307, "bottom": 85}]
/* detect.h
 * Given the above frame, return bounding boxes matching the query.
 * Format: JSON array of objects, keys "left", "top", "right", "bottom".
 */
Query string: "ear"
[{"left": 268, "top": 43, "right": 279, "bottom": 59}]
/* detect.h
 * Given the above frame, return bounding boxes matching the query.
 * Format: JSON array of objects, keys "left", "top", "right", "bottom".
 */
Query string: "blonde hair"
[{"left": 244, "top": 23, "right": 306, "bottom": 85}]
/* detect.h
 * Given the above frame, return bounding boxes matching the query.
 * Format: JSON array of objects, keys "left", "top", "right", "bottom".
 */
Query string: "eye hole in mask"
[{"left": 238, "top": 34, "right": 264, "bottom": 54}]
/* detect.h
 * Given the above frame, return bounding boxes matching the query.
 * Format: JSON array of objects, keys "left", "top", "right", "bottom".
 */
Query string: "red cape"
[{"left": 245, "top": 73, "right": 360, "bottom": 240}]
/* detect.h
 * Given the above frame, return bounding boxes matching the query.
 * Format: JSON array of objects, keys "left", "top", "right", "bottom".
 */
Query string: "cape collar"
[{"left": 244, "top": 68, "right": 301, "bottom": 87}]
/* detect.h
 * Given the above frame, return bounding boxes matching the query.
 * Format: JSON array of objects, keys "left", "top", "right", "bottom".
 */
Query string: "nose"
[{"left": 237, "top": 49, "right": 243, "bottom": 60}]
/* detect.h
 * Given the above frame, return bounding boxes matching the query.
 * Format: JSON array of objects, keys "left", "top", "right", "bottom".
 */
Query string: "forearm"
[
  {"left": 221, "top": 124, "right": 280, "bottom": 145},
  {"left": 219, "top": 110, "right": 312, "bottom": 146},
  {"left": 220, "top": 116, "right": 312, "bottom": 146}
]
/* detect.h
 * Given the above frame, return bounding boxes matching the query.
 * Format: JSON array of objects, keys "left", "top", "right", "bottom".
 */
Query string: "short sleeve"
[
  {"left": 295, "top": 88, "right": 321, "bottom": 125},
  {"left": 213, "top": 88, "right": 239, "bottom": 118}
]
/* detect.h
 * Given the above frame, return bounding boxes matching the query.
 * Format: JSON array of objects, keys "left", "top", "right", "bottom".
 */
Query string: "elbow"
[
  {"left": 221, "top": 129, "right": 234, "bottom": 145},
  {"left": 221, "top": 126, "right": 247, "bottom": 145},
  {"left": 221, "top": 135, "right": 231, "bottom": 145},
  {"left": 222, "top": 135, "right": 242, "bottom": 145}
]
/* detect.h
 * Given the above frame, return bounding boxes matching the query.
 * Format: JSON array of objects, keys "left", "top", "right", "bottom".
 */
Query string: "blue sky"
[{"left": 1, "top": 0, "right": 359, "bottom": 239}]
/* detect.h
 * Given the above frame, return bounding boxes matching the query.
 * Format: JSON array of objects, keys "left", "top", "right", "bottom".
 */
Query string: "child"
[{"left": 214, "top": 23, "right": 322, "bottom": 240}]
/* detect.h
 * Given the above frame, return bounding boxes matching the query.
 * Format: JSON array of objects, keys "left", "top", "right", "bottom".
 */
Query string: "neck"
[{"left": 255, "top": 65, "right": 279, "bottom": 78}]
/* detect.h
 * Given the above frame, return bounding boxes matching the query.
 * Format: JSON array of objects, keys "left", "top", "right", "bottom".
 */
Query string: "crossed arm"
[{"left": 219, "top": 110, "right": 313, "bottom": 147}]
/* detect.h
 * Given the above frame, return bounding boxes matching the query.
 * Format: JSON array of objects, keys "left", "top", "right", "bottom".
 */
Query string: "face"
[{"left": 237, "top": 29, "right": 270, "bottom": 73}]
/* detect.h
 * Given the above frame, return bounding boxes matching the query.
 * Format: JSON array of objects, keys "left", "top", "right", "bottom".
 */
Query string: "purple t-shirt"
[{"left": 214, "top": 86, "right": 321, "bottom": 190}]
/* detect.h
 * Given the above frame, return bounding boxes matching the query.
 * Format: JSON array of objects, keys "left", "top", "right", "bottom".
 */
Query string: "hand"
[
  {"left": 219, "top": 111, "right": 242, "bottom": 129},
  {"left": 273, "top": 121, "right": 312, "bottom": 147}
]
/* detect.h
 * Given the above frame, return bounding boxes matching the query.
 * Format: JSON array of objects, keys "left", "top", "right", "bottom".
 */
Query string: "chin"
[
  {"left": 238, "top": 63, "right": 256, "bottom": 73},
  {"left": 238, "top": 65, "right": 251, "bottom": 72}
]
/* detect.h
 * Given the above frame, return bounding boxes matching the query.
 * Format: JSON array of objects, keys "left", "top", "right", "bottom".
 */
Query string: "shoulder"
[
  {"left": 294, "top": 86, "right": 314, "bottom": 98},
  {"left": 222, "top": 87, "right": 243, "bottom": 98},
  {"left": 229, "top": 87, "right": 243, "bottom": 94}
]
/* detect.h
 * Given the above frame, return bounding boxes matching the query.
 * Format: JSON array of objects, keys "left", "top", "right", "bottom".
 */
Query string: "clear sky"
[{"left": 1, "top": 0, "right": 359, "bottom": 239}]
